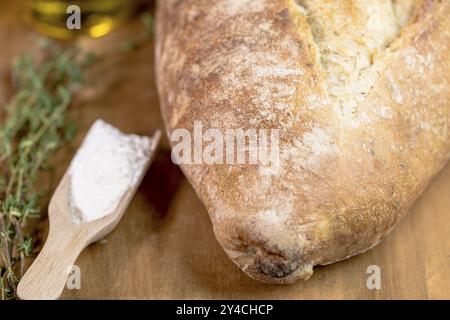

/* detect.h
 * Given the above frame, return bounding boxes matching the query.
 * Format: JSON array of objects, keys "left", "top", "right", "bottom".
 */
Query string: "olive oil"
[{"left": 24, "top": 0, "right": 136, "bottom": 39}]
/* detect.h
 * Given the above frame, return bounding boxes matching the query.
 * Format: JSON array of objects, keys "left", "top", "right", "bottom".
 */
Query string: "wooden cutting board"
[{"left": 1, "top": 2, "right": 449, "bottom": 300}]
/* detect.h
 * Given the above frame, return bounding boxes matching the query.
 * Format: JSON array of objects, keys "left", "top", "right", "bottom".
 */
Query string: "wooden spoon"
[{"left": 17, "top": 130, "right": 161, "bottom": 300}]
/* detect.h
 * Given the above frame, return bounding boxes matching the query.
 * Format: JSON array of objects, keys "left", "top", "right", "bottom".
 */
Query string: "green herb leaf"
[{"left": 0, "top": 39, "right": 88, "bottom": 299}]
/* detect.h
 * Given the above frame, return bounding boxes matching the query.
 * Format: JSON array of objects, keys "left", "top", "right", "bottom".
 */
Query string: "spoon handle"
[{"left": 17, "top": 224, "right": 87, "bottom": 300}]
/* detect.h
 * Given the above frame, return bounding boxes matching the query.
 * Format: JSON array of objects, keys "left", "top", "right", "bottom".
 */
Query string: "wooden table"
[{"left": 1, "top": 2, "right": 449, "bottom": 300}]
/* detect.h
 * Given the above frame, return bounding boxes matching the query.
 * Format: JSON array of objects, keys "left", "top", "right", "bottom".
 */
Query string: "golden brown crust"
[{"left": 156, "top": 0, "right": 450, "bottom": 283}]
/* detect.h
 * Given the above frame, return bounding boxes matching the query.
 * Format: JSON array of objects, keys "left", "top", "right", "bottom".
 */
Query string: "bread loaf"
[{"left": 156, "top": 0, "right": 450, "bottom": 283}]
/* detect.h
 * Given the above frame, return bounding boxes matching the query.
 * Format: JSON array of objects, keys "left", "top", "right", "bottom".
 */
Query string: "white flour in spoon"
[{"left": 68, "top": 119, "right": 153, "bottom": 224}]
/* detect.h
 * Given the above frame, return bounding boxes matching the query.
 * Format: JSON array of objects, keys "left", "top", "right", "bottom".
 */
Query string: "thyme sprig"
[{"left": 0, "top": 40, "right": 86, "bottom": 299}]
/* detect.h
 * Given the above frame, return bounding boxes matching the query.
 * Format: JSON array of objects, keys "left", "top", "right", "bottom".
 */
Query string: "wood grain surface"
[{"left": 1, "top": 2, "right": 449, "bottom": 300}]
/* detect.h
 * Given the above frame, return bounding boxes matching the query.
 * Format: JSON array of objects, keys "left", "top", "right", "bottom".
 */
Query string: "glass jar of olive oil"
[{"left": 24, "top": 0, "right": 136, "bottom": 39}]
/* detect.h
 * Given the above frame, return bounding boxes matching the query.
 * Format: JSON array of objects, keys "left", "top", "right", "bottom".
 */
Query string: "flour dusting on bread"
[{"left": 157, "top": 0, "right": 450, "bottom": 283}]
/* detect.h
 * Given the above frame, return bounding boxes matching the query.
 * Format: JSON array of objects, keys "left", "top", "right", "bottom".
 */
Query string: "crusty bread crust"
[{"left": 156, "top": 0, "right": 450, "bottom": 283}]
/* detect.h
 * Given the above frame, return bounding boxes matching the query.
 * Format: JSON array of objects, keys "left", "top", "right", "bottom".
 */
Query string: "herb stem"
[{"left": 0, "top": 40, "right": 86, "bottom": 299}]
